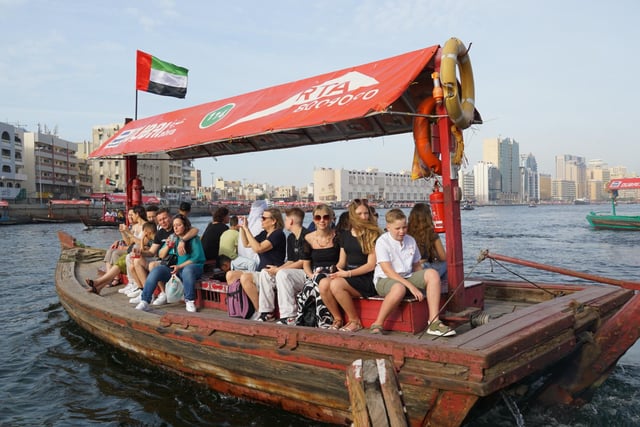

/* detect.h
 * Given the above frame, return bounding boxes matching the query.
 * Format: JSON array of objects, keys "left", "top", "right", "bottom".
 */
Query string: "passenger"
[
  {"left": 122, "top": 207, "right": 173, "bottom": 297},
  {"left": 408, "top": 203, "right": 447, "bottom": 281},
  {"left": 296, "top": 204, "right": 341, "bottom": 327},
  {"left": 226, "top": 207, "right": 286, "bottom": 312},
  {"left": 232, "top": 200, "right": 268, "bottom": 271},
  {"left": 370, "top": 209, "right": 455, "bottom": 336},
  {"left": 89, "top": 205, "right": 147, "bottom": 291},
  {"left": 335, "top": 211, "right": 350, "bottom": 232},
  {"left": 201, "top": 207, "right": 230, "bottom": 265},
  {"left": 218, "top": 216, "right": 240, "bottom": 261},
  {"left": 121, "top": 205, "right": 150, "bottom": 293},
  {"left": 145, "top": 204, "right": 159, "bottom": 226},
  {"left": 178, "top": 201, "right": 191, "bottom": 217},
  {"left": 125, "top": 222, "right": 157, "bottom": 294},
  {"left": 322, "top": 199, "right": 381, "bottom": 332},
  {"left": 136, "top": 214, "right": 205, "bottom": 313},
  {"left": 217, "top": 255, "right": 232, "bottom": 274},
  {"left": 254, "top": 208, "right": 308, "bottom": 323}
]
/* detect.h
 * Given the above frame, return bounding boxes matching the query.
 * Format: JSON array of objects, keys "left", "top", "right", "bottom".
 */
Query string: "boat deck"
[{"left": 57, "top": 245, "right": 636, "bottom": 426}]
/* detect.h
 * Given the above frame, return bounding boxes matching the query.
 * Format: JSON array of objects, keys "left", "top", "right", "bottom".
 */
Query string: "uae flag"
[{"left": 136, "top": 50, "right": 188, "bottom": 99}]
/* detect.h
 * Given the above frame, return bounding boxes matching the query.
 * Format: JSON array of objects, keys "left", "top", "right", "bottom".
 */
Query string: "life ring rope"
[{"left": 440, "top": 38, "right": 475, "bottom": 130}]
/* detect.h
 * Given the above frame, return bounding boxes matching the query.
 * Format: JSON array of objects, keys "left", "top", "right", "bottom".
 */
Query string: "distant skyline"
[{"left": 2, "top": 0, "right": 639, "bottom": 186}]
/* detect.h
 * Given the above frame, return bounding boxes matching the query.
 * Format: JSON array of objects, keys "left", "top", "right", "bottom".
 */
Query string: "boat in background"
[
  {"left": 0, "top": 200, "right": 30, "bottom": 225},
  {"left": 574, "top": 198, "right": 590, "bottom": 205},
  {"left": 586, "top": 178, "right": 640, "bottom": 231},
  {"left": 528, "top": 201, "right": 537, "bottom": 208},
  {"left": 31, "top": 199, "right": 91, "bottom": 223},
  {"left": 461, "top": 200, "right": 475, "bottom": 210}
]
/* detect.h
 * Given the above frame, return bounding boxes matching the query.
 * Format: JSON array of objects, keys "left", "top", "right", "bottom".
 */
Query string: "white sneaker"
[
  {"left": 135, "top": 300, "right": 149, "bottom": 311},
  {"left": 129, "top": 294, "right": 142, "bottom": 304},
  {"left": 118, "top": 283, "right": 135, "bottom": 294},
  {"left": 152, "top": 292, "right": 167, "bottom": 306},
  {"left": 185, "top": 300, "right": 196, "bottom": 313},
  {"left": 126, "top": 288, "right": 142, "bottom": 298}
]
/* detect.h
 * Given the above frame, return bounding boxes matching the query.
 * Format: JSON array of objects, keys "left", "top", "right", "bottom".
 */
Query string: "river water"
[{"left": 1, "top": 204, "right": 638, "bottom": 426}]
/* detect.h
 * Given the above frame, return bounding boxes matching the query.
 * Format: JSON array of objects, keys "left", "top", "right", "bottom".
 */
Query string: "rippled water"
[{"left": 0, "top": 204, "right": 638, "bottom": 426}]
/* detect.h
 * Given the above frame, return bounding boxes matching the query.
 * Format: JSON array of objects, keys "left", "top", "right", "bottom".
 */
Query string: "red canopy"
[
  {"left": 90, "top": 46, "right": 442, "bottom": 159},
  {"left": 0, "top": 200, "right": 8, "bottom": 207},
  {"left": 607, "top": 178, "right": 640, "bottom": 190},
  {"left": 90, "top": 193, "right": 161, "bottom": 204},
  {"left": 49, "top": 200, "right": 91, "bottom": 206}
]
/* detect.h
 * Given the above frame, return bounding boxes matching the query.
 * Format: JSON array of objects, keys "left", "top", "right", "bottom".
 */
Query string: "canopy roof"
[
  {"left": 608, "top": 177, "right": 640, "bottom": 190},
  {"left": 91, "top": 45, "right": 463, "bottom": 160}
]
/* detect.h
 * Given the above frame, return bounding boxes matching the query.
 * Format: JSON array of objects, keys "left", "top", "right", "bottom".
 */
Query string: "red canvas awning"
[
  {"left": 608, "top": 178, "right": 640, "bottom": 190},
  {"left": 50, "top": 200, "right": 92, "bottom": 206},
  {"left": 90, "top": 46, "right": 443, "bottom": 160},
  {"left": 0, "top": 200, "right": 8, "bottom": 207},
  {"left": 90, "top": 193, "right": 161, "bottom": 204}
]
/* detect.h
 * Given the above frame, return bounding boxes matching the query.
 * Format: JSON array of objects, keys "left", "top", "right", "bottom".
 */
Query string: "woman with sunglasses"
[
  {"left": 295, "top": 205, "right": 341, "bottom": 327},
  {"left": 226, "top": 208, "right": 287, "bottom": 313},
  {"left": 321, "top": 199, "right": 382, "bottom": 332}
]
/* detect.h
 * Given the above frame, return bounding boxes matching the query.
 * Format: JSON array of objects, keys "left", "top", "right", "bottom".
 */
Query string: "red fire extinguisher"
[
  {"left": 131, "top": 176, "right": 143, "bottom": 207},
  {"left": 430, "top": 182, "right": 445, "bottom": 233}
]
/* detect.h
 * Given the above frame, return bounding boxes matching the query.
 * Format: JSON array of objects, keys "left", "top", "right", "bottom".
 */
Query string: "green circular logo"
[{"left": 200, "top": 103, "right": 235, "bottom": 128}]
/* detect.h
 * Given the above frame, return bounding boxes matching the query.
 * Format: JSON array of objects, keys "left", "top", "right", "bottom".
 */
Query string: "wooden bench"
[{"left": 194, "top": 279, "right": 485, "bottom": 334}]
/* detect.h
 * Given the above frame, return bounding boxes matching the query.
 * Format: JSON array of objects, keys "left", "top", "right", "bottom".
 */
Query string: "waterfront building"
[
  {"left": 520, "top": 153, "right": 540, "bottom": 203},
  {"left": 23, "top": 129, "right": 80, "bottom": 200},
  {"left": 539, "top": 173, "right": 552, "bottom": 201},
  {"left": 472, "top": 161, "right": 500, "bottom": 204},
  {"left": 0, "top": 122, "right": 27, "bottom": 200},
  {"left": 312, "top": 167, "right": 429, "bottom": 203},
  {"left": 458, "top": 169, "right": 475, "bottom": 202},
  {"left": 586, "top": 159, "right": 609, "bottom": 202},
  {"left": 555, "top": 154, "right": 586, "bottom": 200},
  {"left": 551, "top": 179, "right": 576, "bottom": 203},
  {"left": 483, "top": 137, "right": 521, "bottom": 203}
]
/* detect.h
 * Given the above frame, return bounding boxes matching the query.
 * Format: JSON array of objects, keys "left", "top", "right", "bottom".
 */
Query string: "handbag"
[
  {"left": 165, "top": 274, "right": 184, "bottom": 303},
  {"left": 161, "top": 253, "right": 178, "bottom": 267},
  {"left": 227, "top": 279, "right": 255, "bottom": 319}
]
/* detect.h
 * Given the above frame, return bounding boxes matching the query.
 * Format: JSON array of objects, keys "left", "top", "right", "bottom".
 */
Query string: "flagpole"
[{"left": 135, "top": 89, "right": 138, "bottom": 120}]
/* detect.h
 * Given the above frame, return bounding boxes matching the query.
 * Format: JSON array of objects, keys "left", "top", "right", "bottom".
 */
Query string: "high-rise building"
[
  {"left": 483, "top": 137, "right": 521, "bottom": 203},
  {"left": 520, "top": 153, "right": 539, "bottom": 203},
  {"left": 473, "top": 161, "right": 500, "bottom": 204},
  {"left": 586, "top": 159, "right": 610, "bottom": 202},
  {"left": 555, "top": 154, "right": 586, "bottom": 200}
]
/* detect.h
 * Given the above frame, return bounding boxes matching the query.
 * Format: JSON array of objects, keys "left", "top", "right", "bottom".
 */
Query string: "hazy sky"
[{"left": 1, "top": 0, "right": 638, "bottom": 187}]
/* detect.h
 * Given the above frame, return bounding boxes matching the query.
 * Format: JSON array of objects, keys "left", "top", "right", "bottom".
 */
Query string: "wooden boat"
[
  {"left": 0, "top": 200, "right": 30, "bottom": 225},
  {"left": 461, "top": 201, "right": 474, "bottom": 210},
  {"left": 586, "top": 178, "right": 640, "bottom": 231},
  {"left": 80, "top": 216, "right": 121, "bottom": 228},
  {"left": 33, "top": 199, "right": 91, "bottom": 223},
  {"left": 56, "top": 38, "right": 640, "bottom": 426}
]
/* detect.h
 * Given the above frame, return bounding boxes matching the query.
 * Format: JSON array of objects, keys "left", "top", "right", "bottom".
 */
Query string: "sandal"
[
  {"left": 339, "top": 320, "right": 363, "bottom": 333},
  {"left": 85, "top": 279, "right": 99, "bottom": 295},
  {"left": 370, "top": 324, "right": 384, "bottom": 335},
  {"left": 329, "top": 319, "right": 343, "bottom": 330},
  {"left": 107, "top": 276, "right": 121, "bottom": 287}
]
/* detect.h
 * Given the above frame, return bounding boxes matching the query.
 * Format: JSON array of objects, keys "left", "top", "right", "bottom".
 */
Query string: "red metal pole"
[
  {"left": 482, "top": 250, "right": 640, "bottom": 290},
  {"left": 435, "top": 103, "right": 465, "bottom": 311}
]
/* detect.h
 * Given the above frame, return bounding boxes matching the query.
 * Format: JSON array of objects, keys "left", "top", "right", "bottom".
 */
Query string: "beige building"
[
  {"left": 313, "top": 167, "right": 429, "bottom": 202},
  {"left": 75, "top": 124, "right": 195, "bottom": 202}
]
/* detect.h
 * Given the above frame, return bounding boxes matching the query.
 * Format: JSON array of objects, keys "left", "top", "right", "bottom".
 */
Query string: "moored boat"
[
  {"left": 586, "top": 178, "right": 640, "bottom": 231},
  {"left": 56, "top": 38, "right": 640, "bottom": 426},
  {"left": 80, "top": 216, "right": 121, "bottom": 228}
]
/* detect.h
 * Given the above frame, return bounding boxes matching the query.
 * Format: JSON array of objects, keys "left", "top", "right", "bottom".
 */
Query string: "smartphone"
[{"left": 238, "top": 216, "right": 245, "bottom": 226}]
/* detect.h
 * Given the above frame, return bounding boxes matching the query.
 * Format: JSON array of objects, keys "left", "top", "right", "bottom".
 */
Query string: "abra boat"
[
  {"left": 32, "top": 199, "right": 91, "bottom": 223},
  {"left": 56, "top": 38, "right": 640, "bottom": 426},
  {"left": 80, "top": 216, "right": 121, "bottom": 228},
  {"left": 586, "top": 178, "right": 640, "bottom": 231}
]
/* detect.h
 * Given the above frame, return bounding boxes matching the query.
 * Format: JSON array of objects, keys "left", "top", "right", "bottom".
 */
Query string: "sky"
[{"left": 2, "top": 0, "right": 639, "bottom": 187}]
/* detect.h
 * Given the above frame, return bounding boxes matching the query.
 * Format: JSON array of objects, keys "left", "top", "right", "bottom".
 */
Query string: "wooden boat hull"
[
  {"left": 586, "top": 213, "right": 640, "bottom": 231},
  {"left": 56, "top": 239, "right": 640, "bottom": 426},
  {"left": 81, "top": 216, "right": 120, "bottom": 228}
]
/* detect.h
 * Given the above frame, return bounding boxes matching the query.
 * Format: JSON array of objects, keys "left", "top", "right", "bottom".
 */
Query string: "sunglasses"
[
  {"left": 314, "top": 214, "right": 331, "bottom": 221},
  {"left": 261, "top": 216, "right": 272, "bottom": 221}
]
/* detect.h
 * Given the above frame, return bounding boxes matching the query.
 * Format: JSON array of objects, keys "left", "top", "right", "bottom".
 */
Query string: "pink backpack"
[{"left": 226, "top": 279, "right": 255, "bottom": 319}]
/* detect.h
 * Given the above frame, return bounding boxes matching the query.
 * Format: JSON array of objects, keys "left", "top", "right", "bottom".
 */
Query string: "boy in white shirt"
[{"left": 372, "top": 208, "right": 455, "bottom": 336}]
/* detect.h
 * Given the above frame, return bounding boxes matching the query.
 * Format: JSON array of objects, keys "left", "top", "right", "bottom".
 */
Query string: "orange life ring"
[{"left": 412, "top": 97, "right": 442, "bottom": 175}]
